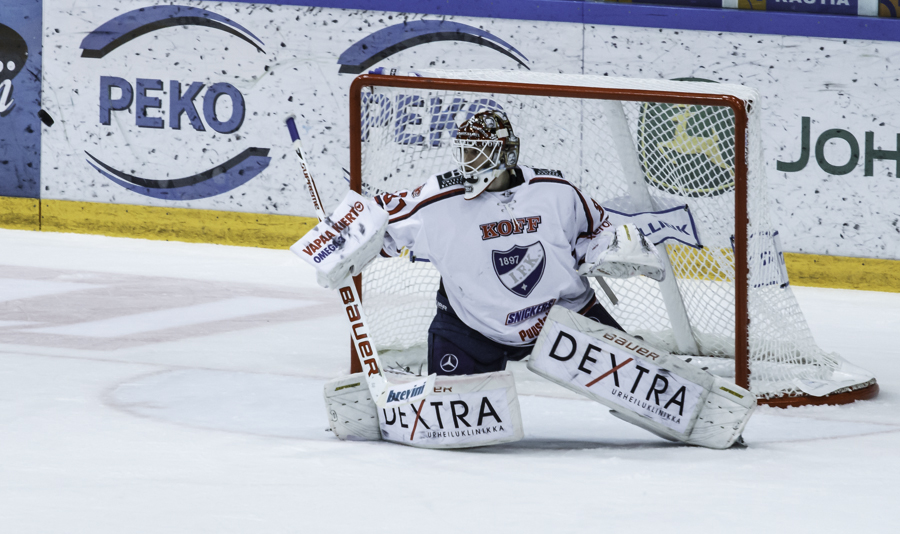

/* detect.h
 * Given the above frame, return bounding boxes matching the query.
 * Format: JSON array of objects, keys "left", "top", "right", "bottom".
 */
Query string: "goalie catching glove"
[
  {"left": 579, "top": 223, "right": 666, "bottom": 282},
  {"left": 290, "top": 191, "right": 389, "bottom": 289}
]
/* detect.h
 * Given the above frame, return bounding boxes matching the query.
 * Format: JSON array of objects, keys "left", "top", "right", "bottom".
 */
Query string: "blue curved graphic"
[
  {"left": 80, "top": 5, "right": 264, "bottom": 59},
  {"left": 85, "top": 148, "right": 271, "bottom": 201},
  {"left": 338, "top": 20, "right": 528, "bottom": 74}
]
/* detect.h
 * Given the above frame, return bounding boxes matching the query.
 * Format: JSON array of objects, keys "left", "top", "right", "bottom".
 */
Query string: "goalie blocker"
[
  {"left": 528, "top": 306, "right": 755, "bottom": 449},
  {"left": 291, "top": 190, "right": 389, "bottom": 289},
  {"left": 324, "top": 371, "right": 523, "bottom": 448}
]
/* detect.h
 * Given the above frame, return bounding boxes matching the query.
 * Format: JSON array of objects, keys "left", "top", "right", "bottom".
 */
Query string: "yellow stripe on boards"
[
  {"left": 0, "top": 196, "right": 40, "bottom": 231},
  {"left": 5, "top": 196, "right": 900, "bottom": 292},
  {"left": 666, "top": 244, "right": 734, "bottom": 282},
  {"left": 38, "top": 199, "right": 317, "bottom": 249},
  {"left": 661, "top": 244, "right": 900, "bottom": 293},
  {"left": 784, "top": 253, "right": 900, "bottom": 294}
]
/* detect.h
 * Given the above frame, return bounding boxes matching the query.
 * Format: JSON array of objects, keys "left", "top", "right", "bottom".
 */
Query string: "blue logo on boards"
[
  {"left": 492, "top": 242, "right": 546, "bottom": 298},
  {"left": 0, "top": 23, "right": 27, "bottom": 117},
  {"left": 0, "top": 9, "right": 41, "bottom": 200},
  {"left": 362, "top": 93, "right": 509, "bottom": 149},
  {"left": 343, "top": 21, "right": 530, "bottom": 154},
  {"left": 337, "top": 20, "right": 529, "bottom": 74},
  {"left": 80, "top": 6, "right": 270, "bottom": 201}
]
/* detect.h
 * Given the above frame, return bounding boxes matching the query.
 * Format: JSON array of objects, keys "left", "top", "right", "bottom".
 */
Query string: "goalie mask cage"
[{"left": 347, "top": 70, "right": 878, "bottom": 407}]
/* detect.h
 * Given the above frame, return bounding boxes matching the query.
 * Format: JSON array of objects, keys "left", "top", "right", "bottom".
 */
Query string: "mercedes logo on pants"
[{"left": 440, "top": 354, "right": 459, "bottom": 372}]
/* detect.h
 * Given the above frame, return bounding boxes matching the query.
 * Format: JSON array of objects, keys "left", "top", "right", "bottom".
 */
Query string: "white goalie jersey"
[{"left": 375, "top": 166, "right": 613, "bottom": 347}]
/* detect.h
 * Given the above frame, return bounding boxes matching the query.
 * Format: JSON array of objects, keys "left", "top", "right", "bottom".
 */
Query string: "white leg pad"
[
  {"left": 323, "top": 374, "right": 382, "bottom": 441},
  {"left": 684, "top": 376, "right": 756, "bottom": 448},
  {"left": 379, "top": 371, "right": 524, "bottom": 449},
  {"left": 527, "top": 306, "right": 755, "bottom": 449},
  {"left": 607, "top": 375, "right": 756, "bottom": 449}
]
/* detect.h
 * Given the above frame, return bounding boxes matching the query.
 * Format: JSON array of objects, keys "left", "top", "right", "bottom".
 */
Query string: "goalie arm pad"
[
  {"left": 290, "top": 191, "right": 389, "bottom": 289},
  {"left": 578, "top": 223, "right": 666, "bottom": 282},
  {"left": 527, "top": 306, "right": 755, "bottom": 449}
]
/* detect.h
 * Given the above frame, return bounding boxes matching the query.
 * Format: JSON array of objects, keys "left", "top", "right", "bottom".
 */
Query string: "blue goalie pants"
[{"left": 427, "top": 291, "right": 623, "bottom": 376}]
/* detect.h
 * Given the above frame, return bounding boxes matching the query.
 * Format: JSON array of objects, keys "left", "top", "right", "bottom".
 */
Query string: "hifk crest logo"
[
  {"left": 79, "top": 6, "right": 270, "bottom": 201},
  {"left": 0, "top": 23, "right": 28, "bottom": 117},
  {"left": 492, "top": 242, "right": 546, "bottom": 298}
]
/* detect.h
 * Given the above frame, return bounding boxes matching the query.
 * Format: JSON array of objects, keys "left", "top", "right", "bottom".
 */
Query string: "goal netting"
[{"left": 349, "top": 69, "right": 877, "bottom": 405}]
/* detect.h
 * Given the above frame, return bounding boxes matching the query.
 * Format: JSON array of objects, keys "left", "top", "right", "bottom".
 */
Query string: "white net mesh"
[{"left": 354, "top": 69, "right": 872, "bottom": 399}]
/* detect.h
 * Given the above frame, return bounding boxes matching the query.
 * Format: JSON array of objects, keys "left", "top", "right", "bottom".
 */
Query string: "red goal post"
[{"left": 347, "top": 71, "right": 878, "bottom": 407}]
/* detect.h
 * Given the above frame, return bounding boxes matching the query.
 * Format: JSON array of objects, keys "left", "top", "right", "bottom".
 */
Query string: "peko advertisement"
[
  {"left": 40, "top": 1, "right": 560, "bottom": 219},
  {"left": 42, "top": 4, "right": 280, "bottom": 213},
  {"left": 39, "top": 0, "right": 900, "bottom": 261},
  {"left": 82, "top": 7, "right": 270, "bottom": 201}
]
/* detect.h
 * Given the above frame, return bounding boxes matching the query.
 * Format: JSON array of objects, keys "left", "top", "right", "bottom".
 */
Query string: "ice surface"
[{"left": 0, "top": 228, "right": 896, "bottom": 533}]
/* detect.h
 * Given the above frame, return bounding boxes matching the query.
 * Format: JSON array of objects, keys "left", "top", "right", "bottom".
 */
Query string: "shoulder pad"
[
  {"left": 530, "top": 168, "right": 564, "bottom": 179},
  {"left": 436, "top": 169, "right": 465, "bottom": 189}
]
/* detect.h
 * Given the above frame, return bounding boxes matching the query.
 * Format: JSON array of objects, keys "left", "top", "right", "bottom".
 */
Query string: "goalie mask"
[{"left": 452, "top": 110, "right": 520, "bottom": 200}]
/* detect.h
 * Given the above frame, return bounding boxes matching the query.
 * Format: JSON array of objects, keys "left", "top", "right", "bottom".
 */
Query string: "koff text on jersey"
[{"left": 480, "top": 216, "right": 542, "bottom": 240}]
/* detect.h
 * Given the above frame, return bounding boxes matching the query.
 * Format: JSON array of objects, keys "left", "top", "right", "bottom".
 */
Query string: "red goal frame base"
[{"left": 758, "top": 381, "right": 879, "bottom": 408}]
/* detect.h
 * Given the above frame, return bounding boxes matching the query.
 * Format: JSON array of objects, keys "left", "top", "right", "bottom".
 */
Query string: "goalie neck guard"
[{"left": 452, "top": 110, "right": 520, "bottom": 200}]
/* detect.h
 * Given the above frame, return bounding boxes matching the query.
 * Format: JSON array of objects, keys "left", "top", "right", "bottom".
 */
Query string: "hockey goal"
[{"left": 347, "top": 69, "right": 878, "bottom": 407}]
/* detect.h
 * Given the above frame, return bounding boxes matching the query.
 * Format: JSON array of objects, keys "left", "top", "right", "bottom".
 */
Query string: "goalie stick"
[{"left": 285, "top": 117, "right": 435, "bottom": 409}]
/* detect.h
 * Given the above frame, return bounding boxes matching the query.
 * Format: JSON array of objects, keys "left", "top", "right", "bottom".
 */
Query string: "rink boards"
[{"left": 2, "top": 0, "right": 900, "bottom": 289}]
